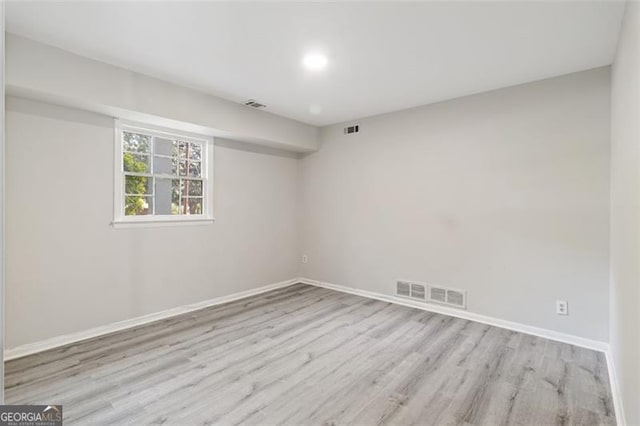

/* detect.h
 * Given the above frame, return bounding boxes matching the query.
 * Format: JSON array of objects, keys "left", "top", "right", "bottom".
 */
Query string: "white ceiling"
[{"left": 5, "top": 1, "right": 625, "bottom": 127}]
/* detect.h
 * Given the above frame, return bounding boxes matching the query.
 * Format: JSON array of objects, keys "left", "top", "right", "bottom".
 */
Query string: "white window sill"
[{"left": 112, "top": 218, "right": 215, "bottom": 229}]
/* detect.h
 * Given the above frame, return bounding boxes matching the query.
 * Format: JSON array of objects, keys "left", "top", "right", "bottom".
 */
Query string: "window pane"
[
  {"left": 174, "top": 159, "right": 187, "bottom": 176},
  {"left": 189, "top": 143, "right": 202, "bottom": 161},
  {"left": 123, "top": 131, "right": 151, "bottom": 153},
  {"left": 183, "top": 197, "right": 203, "bottom": 215},
  {"left": 155, "top": 178, "right": 181, "bottom": 215},
  {"left": 123, "top": 153, "right": 150, "bottom": 173},
  {"left": 154, "top": 137, "right": 175, "bottom": 156},
  {"left": 125, "top": 196, "right": 152, "bottom": 216},
  {"left": 182, "top": 179, "right": 202, "bottom": 197},
  {"left": 178, "top": 141, "right": 188, "bottom": 159},
  {"left": 125, "top": 175, "right": 152, "bottom": 195},
  {"left": 188, "top": 161, "right": 202, "bottom": 177},
  {"left": 153, "top": 156, "right": 173, "bottom": 175}
]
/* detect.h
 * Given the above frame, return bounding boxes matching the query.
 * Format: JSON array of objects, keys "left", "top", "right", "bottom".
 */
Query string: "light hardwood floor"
[{"left": 5, "top": 284, "right": 615, "bottom": 425}]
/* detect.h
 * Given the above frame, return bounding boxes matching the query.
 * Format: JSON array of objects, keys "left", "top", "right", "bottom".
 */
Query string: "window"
[{"left": 113, "top": 120, "right": 214, "bottom": 227}]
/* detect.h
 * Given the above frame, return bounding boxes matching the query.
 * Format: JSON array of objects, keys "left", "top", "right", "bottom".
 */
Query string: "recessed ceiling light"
[
  {"left": 303, "top": 53, "right": 328, "bottom": 71},
  {"left": 309, "top": 105, "right": 323, "bottom": 115}
]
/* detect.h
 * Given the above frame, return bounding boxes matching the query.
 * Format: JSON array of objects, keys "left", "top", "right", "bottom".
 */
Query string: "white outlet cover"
[{"left": 556, "top": 300, "right": 568, "bottom": 315}]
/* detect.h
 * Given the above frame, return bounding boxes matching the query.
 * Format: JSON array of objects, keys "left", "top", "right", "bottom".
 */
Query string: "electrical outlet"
[
  {"left": 556, "top": 300, "right": 568, "bottom": 315},
  {"left": 302, "top": 254, "right": 308, "bottom": 264}
]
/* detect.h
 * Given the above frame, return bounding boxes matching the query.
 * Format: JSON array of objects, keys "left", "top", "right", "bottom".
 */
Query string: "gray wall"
[
  {"left": 5, "top": 97, "right": 300, "bottom": 348},
  {"left": 300, "top": 68, "right": 611, "bottom": 342},
  {"left": 5, "top": 66, "right": 614, "bottom": 352},
  {"left": 610, "top": 1, "right": 640, "bottom": 424}
]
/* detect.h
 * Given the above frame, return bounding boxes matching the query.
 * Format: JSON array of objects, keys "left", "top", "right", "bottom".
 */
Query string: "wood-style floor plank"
[{"left": 5, "top": 284, "right": 615, "bottom": 425}]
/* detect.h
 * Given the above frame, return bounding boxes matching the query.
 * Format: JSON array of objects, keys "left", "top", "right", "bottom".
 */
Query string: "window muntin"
[{"left": 114, "top": 121, "right": 213, "bottom": 225}]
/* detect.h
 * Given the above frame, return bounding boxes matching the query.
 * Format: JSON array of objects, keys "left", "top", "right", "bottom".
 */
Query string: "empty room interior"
[{"left": 0, "top": 0, "right": 638, "bottom": 425}]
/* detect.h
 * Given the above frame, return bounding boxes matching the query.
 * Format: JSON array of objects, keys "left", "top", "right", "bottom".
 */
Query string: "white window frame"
[{"left": 112, "top": 119, "right": 214, "bottom": 228}]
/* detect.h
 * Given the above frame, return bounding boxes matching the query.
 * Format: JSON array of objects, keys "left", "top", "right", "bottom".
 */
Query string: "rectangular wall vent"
[
  {"left": 429, "top": 287, "right": 446, "bottom": 304},
  {"left": 411, "top": 284, "right": 426, "bottom": 300},
  {"left": 446, "top": 289, "right": 465, "bottom": 307},
  {"left": 396, "top": 280, "right": 426, "bottom": 301},
  {"left": 396, "top": 281, "right": 411, "bottom": 298},
  {"left": 396, "top": 280, "right": 466, "bottom": 309},
  {"left": 344, "top": 124, "right": 359, "bottom": 134},
  {"left": 244, "top": 99, "right": 266, "bottom": 108},
  {"left": 428, "top": 285, "right": 466, "bottom": 309}
]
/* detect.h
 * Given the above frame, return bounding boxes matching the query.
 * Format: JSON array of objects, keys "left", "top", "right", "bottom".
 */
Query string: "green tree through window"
[{"left": 123, "top": 152, "right": 150, "bottom": 215}]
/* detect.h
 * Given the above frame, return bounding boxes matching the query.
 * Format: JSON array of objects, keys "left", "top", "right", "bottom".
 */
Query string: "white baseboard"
[
  {"left": 4, "top": 278, "right": 299, "bottom": 361},
  {"left": 605, "top": 349, "right": 627, "bottom": 426},
  {"left": 297, "top": 277, "right": 608, "bottom": 352}
]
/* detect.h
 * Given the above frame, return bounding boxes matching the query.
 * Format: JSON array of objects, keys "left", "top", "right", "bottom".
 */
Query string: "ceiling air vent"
[
  {"left": 244, "top": 99, "right": 266, "bottom": 108},
  {"left": 428, "top": 285, "right": 466, "bottom": 309},
  {"left": 344, "top": 124, "right": 359, "bottom": 135},
  {"left": 396, "top": 280, "right": 426, "bottom": 301}
]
